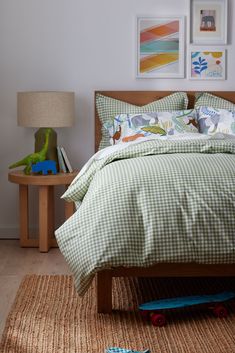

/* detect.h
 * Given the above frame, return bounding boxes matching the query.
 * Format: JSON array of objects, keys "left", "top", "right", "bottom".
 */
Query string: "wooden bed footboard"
[{"left": 97, "top": 263, "right": 235, "bottom": 313}]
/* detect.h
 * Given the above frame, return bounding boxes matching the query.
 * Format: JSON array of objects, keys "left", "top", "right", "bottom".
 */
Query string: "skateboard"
[
  {"left": 106, "top": 349, "right": 150, "bottom": 353},
  {"left": 139, "top": 291, "right": 235, "bottom": 327}
]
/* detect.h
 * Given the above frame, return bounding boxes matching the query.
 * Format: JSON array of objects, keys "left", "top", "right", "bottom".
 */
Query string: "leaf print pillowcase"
[
  {"left": 104, "top": 110, "right": 199, "bottom": 145},
  {"left": 197, "top": 107, "right": 235, "bottom": 136}
]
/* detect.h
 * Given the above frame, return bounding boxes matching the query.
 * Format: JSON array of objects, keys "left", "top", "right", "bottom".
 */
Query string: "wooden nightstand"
[{"left": 8, "top": 170, "right": 78, "bottom": 252}]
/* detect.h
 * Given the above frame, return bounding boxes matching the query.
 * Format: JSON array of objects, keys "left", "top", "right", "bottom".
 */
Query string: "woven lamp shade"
[{"left": 17, "top": 91, "right": 75, "bottom": 127}]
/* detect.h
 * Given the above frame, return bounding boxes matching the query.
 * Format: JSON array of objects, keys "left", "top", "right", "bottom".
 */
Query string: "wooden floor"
[{"left": 0, "top": 240, "right": 71, "bottom": 338}]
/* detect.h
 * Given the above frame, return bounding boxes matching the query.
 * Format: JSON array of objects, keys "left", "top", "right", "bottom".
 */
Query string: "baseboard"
[{"left": 0, "top": 227, "right": 38, "bottom": 239}]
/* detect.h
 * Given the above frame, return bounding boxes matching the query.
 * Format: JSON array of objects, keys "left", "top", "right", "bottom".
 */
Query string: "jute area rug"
[{"left": 0, "top": 275, "right": 235, "bottom": 353}]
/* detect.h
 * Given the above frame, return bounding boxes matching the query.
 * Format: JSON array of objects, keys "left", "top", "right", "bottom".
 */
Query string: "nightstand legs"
[
  {"left": 39, "top": 185, "right": 50, "bottom": 252},
  {"left": 19, "top": 185, "right": 29, "bottom": 247},
  {"left": 18, "top": 184, "right": 74, "bottom": 252},
  {"left": 48, "top": 186, "right": 54, "bottom": 238}
]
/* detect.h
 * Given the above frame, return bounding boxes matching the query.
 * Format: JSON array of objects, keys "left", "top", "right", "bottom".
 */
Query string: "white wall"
[{"left": 0, "top": 0, "right": 234, "bottom": 237}]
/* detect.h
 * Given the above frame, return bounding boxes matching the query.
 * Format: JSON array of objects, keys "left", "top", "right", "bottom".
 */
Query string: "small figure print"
[
  {"left": 112, "top": 125, "right": 122, "bottom": 144},
  {"left": 187, "top": 118, "right": 199, "bottom": 129},
  {"left": 122, "top": 133, "right": 145, "bottom": 143},
  {"left": 200, "top": 10, "right": 216, "bottom": 32},
  {"left": 141, "top": 125, "right": 166, "bottom": 136}
]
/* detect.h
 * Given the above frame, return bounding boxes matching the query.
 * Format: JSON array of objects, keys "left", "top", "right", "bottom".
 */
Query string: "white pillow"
[
  {"left": 105, "top": 110, "right": 199, "bottom": 145},
  {"left": 197, "top": 107, "right": 235, "bottom": 136}
]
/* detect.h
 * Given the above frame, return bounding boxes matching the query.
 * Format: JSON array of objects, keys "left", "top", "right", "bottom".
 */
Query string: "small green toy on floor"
[{"left": 9, "top": 128, "right": 51, "bottom": 175}]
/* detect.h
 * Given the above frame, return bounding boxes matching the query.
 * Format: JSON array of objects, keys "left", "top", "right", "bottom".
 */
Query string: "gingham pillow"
[
  {"left": 195, "top": 92, "right": 235, "bottom": 110},
  {"left": 96, "top": 92, "right": 188, "bottom": 150}
]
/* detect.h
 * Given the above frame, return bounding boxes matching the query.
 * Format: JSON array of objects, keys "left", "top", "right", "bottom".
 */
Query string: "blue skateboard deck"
[
  {"left": 106, "top": 349, "right": 150, "bottom": 353},
  {"left": 139, "top": 291, "right": 235, "bottom": 311}
]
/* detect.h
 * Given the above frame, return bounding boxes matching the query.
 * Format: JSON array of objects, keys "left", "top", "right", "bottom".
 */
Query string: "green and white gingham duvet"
[{"left": 55, "top": 139, "right": 235, "bottom": 295}]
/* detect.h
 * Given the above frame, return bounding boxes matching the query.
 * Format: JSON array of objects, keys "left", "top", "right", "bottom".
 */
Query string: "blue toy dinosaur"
[{"left": 31, "top": 160, "right": 57, "bottom": 175}]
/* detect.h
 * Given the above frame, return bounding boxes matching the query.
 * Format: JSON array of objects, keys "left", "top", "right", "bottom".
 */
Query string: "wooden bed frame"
[{"left": 95, "top": 91, "right": 235, "bottom": 313}]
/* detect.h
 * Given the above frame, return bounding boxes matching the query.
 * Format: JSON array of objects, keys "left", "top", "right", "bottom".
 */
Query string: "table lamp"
[{"left": 17, "top": 91, "right": 75, "bottom": 170}]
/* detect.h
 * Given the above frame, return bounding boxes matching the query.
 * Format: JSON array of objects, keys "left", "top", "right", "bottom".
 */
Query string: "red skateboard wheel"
[
  {"left": 150, "top": 313, "right": 166, "bottom": 327},
  {"left": 213, "top": 304, "right": 228, "bottom": 318},
  {"left": 141, "top": 310, "right": 150, "bottom": 320}
]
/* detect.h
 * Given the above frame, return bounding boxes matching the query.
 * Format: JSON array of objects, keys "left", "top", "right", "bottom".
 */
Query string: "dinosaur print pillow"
[
  {"left": 104, "top": 110, "right": 199, "bottom": 145},
  {"left": 197, "top": 107, "right": 235, "bottom": 136}
]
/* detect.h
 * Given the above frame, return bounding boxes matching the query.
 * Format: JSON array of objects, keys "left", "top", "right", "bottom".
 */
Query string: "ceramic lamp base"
[{"left": 34, "top": 128, "right": 58, "bottom": 171}]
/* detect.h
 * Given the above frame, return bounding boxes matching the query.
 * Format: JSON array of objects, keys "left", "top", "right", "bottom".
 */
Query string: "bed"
[{"left": 56, "top": 91, "right": 235, "bottom": 313}]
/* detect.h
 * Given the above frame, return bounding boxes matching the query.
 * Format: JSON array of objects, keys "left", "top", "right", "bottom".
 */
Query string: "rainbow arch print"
[{"left": 137, "top": 17, "right": 185, "bottom": 78}]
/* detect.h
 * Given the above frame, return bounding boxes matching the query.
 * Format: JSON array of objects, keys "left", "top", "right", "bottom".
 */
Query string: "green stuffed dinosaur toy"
[{"left": 9, "top": 128, "right": 51, "bottom": 175}]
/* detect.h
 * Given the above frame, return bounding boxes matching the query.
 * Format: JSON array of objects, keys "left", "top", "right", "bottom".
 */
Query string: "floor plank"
[
  {"left": 0, "top": 240, "right": 71, "bottom": 337},
  {"left": 0, "top": 275, "right": 22, "bottom": 336}
]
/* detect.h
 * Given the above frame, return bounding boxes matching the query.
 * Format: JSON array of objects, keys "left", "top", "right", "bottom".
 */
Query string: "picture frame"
[
  {"left": 190, "top": 0, "right": 228, "bottom": 45},
  {"left": 188, "top": 48, "right": 226, "bottom": 80},
  {"left": 136, "top": 16, "right": 185, "bottom": 78}
]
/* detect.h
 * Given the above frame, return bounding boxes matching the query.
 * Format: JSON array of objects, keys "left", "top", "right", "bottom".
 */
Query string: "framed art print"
[
  {"left": 189, "top": 49, "right": 226, "bottom": 80},
  {"left": 190, "top": 0, "right": 228, "bottom": 44},
  {"left": 136, "top": 17, "right": 185, "bottom": 78}
]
